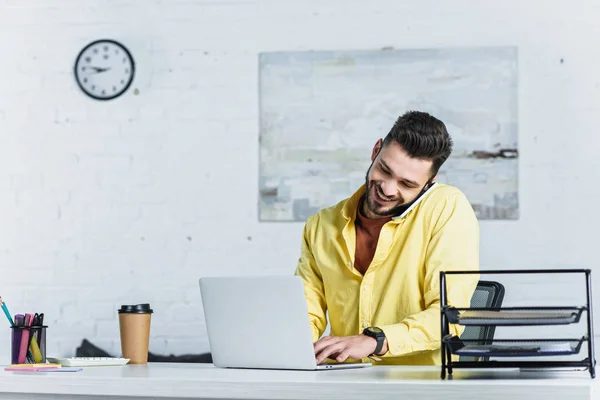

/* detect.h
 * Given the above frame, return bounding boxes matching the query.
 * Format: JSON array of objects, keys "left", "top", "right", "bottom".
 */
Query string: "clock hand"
[{"left": 86, "top": 66, "right": 111, "bottom": 74}]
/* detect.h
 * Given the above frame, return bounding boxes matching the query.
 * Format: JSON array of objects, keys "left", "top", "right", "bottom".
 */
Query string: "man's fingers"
[
  {"left": 336, "top": 350, "right": 350, "bottom": 362},
  {"left": 316, "top": 343, "right": 347, "bottom": 364},
  {"left": 314, "top": 335, "right": 370, "bottom": 364},
  {"left": 313, "top": 336, "right": 342, "bottom": 354}
]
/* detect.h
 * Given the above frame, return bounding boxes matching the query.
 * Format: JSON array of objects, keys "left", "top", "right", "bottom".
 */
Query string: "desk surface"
[{"left": 0, "top": 362, "right": 596, "bottom": 400}]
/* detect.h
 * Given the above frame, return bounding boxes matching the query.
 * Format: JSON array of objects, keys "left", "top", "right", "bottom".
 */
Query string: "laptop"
[{"left": 199, "top": 275, "right": 372, "bottom": 370}]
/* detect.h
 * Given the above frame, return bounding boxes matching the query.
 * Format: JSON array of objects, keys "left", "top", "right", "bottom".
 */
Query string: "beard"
[{"left": 363, "top": 164, "right": 408, "bottom": 217}]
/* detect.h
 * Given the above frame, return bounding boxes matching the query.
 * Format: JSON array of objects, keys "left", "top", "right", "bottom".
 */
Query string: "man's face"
[{"left": 363, "top": 139, "right": 435, "bottom": 218}]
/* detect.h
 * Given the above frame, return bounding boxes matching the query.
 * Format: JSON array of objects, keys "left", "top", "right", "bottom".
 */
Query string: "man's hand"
[{"left": 313, "top": 334, "right": 386, "bottom": 364}]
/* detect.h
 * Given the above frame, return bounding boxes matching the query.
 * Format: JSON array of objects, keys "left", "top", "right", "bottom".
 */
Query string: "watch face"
[
  {"left": 74, "top": 39, "right": 135, "bottom": 100},
  {"left": 366, "top": 326, "right": 384, "bottom": 334}
]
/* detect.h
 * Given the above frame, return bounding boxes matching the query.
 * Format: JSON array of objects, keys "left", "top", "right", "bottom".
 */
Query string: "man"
[{"left": 294, "top": 110, "right": 479, "bottom": 365}]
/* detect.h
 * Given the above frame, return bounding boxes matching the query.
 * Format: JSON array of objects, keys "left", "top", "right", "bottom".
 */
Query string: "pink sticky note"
[{"left": 4, "top": 367, "right": 60, "bottom": 372}]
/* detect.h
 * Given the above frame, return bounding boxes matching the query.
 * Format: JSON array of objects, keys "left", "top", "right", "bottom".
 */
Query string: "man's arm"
[
  {"left": 294, "top": 215, "right": 328, "bottom": 343},
  {"left": 377, "top": 192, "right": 480, "bottom": 357}
]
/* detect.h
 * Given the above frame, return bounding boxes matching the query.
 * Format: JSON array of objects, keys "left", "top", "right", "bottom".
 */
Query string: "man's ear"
[{"left": 371, "top": 139, "right": 383, "bottom": 162}]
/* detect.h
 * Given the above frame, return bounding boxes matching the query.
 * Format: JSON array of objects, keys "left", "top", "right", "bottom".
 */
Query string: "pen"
[
  {"left": 29, "top": 314, "right": 43, "bottom": 363},
  {"left": 12, "top": 314, "right": 24, "bottom": 364},
  {"left": 18, "top": 314, "right": 33, "bottom": 364},
  {"left": 0, "top": 297, "right": 14, "bottom": 326}
]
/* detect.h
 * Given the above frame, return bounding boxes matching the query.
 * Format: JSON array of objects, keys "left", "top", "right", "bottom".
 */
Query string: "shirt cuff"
[{"left": 378, "top": 323, "right": 440, "bottom": 357}]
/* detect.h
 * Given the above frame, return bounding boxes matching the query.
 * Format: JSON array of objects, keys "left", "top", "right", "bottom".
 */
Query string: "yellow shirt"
[{"left": 294, "top": 182, "right": 479, "bottom": 365}]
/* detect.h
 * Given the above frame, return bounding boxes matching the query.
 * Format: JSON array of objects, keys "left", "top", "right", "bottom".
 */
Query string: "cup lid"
[{"left": 118, "top": 303, "right": 153, "bottom": 314}]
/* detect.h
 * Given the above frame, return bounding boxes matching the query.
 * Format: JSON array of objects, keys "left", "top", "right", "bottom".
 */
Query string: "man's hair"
[{"left": 382, "top": 110, "right": 453, "bottom": 178}]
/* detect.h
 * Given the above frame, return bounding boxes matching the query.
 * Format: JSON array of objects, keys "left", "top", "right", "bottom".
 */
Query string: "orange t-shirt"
[{"left": 354, "top": 197, "right": 393, "bottom": 275}]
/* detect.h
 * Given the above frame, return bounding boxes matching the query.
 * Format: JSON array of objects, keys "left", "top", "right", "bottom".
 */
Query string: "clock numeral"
[
  {"left": 101, "top": 90, "right": 106, "bottom": 95},
  {"left": 113, "top": 86, "right": 117, "bottom": 91},
  {"left": 103, "top": 54, "right": 109, "bottom": 60},
  {"left": 91, "top": 85, "right": 96, "bottom": 90}
]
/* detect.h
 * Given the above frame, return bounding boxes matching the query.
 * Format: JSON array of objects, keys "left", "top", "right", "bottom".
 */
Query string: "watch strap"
[{"left": 363, "top": 327, "right": 385, "bottom": 355}]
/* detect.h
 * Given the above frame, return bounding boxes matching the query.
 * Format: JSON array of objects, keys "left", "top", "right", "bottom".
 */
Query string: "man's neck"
[{"left": 359, "top": 196, "right": 382, "bottom": 220}]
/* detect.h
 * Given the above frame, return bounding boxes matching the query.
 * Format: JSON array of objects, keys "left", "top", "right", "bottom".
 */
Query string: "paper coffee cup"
[{"left": 118, "top": 304, "right": 153, "bottom": 364}]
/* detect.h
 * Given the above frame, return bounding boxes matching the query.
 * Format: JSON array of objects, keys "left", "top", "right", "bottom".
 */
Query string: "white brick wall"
[{"left": 0, "top": 0, "right": 599, "bottom": 359}]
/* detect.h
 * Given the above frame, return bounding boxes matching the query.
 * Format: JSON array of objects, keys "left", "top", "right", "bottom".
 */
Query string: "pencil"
[{"left": 0, "top": 297, "right": 14, "bottom": 326}]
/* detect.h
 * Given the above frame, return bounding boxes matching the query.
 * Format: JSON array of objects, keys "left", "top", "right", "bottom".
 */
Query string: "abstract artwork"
[{"left": 258, "top": 46, "right": 518, "bottom": 221}]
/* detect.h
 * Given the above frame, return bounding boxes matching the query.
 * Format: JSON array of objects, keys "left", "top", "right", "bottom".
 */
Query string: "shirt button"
[
  {"left": 347, "top": 261, "right": 352, "bottom": 266},
  {"left": 363, "top": 322, "right": 369, "bottom": 328},
  {"left": 364, "top": 285, "right": 369, "bottom": 291}
]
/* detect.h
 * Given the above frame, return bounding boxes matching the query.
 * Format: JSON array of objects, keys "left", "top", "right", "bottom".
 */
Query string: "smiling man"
[{"left": 295, "top": 110, "right": 479, "bottom": 365}]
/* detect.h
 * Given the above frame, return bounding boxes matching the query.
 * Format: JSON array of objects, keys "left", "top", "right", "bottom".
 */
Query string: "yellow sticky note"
[{"left": 9, "top": 363, "right": 61, "bottom": 368}]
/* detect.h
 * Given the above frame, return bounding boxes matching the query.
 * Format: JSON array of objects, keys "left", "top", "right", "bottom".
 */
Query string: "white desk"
[{"left": 0, "top": 362, "right": 596, "bottom": 400}]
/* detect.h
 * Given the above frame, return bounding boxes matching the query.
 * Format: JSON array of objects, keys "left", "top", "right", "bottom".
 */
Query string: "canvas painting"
[{"left": 258, "top": 46, "right": 518, "bottom": 221}]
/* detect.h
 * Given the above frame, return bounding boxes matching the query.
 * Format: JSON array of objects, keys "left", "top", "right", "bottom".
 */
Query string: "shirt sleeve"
[
  {"left": 294, "top": 215, "right": 328, "bottom": 343},
  {"left": 378, "top": 192, "right": 480, "bottom": 357}
]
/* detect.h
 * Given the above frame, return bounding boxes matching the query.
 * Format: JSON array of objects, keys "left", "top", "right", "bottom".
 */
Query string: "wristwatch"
[{"left": 362, "top": 326, "right": 386, "bottom": 355}]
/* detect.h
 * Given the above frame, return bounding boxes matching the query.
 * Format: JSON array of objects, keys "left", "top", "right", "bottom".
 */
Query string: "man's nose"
[{"left": 380, "top": 181, "right": 398, "bottom": 197}]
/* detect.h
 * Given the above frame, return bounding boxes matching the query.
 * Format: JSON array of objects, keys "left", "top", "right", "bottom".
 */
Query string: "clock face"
[{"left": 74, "top": 39, "right": 135, "bottom": 100}]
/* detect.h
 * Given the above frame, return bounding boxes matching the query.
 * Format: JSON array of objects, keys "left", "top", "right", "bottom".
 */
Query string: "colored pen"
[
  {"left": 0, "top": 297, "right": 14, "bottom": 326},
  {"left": 29, "top": 335, "right": 43, "bottom": 363},
  {"left": 18, "top": 314, "right": 33, "bottom": 364}
]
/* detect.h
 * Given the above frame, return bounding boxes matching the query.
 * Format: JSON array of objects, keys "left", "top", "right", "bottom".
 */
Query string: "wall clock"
[{"left": 74, "top": 39, "right": 135, "bottom": 100}]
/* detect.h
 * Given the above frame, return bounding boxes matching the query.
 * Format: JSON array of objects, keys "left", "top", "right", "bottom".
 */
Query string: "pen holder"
[{"left": 10, "top": 325, "right": 47, "bottom": 364}]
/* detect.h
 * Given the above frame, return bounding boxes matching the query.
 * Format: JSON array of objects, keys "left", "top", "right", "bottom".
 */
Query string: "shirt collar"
[{"left": 341, "top": 185, "right": 366, "bottom": 221}]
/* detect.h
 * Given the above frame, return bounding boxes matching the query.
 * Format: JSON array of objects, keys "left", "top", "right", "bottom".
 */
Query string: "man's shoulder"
[
  {"left": 306, "top": 199, "right": 345, "bottom": 225},
  {"left": 303, "top": 194, "right": 354, "bottom": 233},
  {"left": 426, "top": 183, "right": 470, "bottom": 204},
  {"left": 418, "top": 183, "right": 477, "bottom": 222}
]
